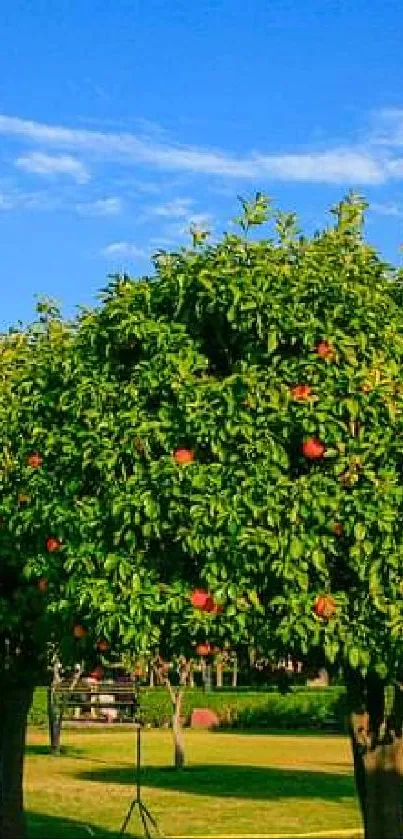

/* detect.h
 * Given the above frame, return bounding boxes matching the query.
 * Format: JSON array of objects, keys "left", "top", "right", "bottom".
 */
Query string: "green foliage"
[
  {"left": 29, "top": 685, "right": 347, "bottom": 732},
  {"left": 2, "top": 192, "right": 403, "bottom": 686}
]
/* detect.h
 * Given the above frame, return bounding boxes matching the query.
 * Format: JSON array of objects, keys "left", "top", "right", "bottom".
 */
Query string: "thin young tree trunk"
[
  {"left": 204, "top": 662, "right": 212, "bottom": 692},
  {"left": 232, "top": 653, "right": 238, "bottom": 688},
  {"left": 0, "top": 683, "right": 34, "bottom": 839},
  {"left": 166, "top": 682, "right": 185, "bottom": 769},
  {"left": 347, "top": 674, "right": 403, "bottom": 839},
  {"left": 216, "top": 657, "right": 223, "bottom": 688}
]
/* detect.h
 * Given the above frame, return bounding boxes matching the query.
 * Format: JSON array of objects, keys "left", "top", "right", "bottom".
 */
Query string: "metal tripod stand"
[{"left": 119, "top": 724, "right": 159, "bottom": 838}]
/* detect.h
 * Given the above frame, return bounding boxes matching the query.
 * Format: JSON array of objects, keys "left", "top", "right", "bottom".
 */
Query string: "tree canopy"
[{"left": 2, "top": 192, "right": 403, "bottom": 688}]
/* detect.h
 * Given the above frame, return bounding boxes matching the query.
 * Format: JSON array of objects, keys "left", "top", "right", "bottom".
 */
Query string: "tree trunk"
[
  {"left": 47, "top": 687, "right": 62, "bottom": 755},
  {"left": 216, "top": 657, "right": 223, "bottom": 688},
  {"left": 347, "top": 674, "right": 403, "bottom": 838},
  {"left": 232, "top": 654, "right": 238, "bottom": 688},
  {"left": 0, "top": 684, "right": 34, "bottom": 839},
  {"left": 166, "top": 683, "right": 185, "bottom": 769},
  {"left": 203, "top": 662, "right": 212, "bottom": 692},
  {"left": 172, "top": 689, "right": 185, "bottom": 769},
  {"left": 47, "top": 662, "right": 82, "bottom": 755}
]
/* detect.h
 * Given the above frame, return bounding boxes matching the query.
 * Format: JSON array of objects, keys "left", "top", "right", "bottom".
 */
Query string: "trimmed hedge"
[{"left": 28, "top": 686, "right": 347, "bottom": 732}]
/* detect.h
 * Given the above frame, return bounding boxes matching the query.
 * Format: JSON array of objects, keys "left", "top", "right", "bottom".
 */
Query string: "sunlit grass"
[{"left": 26, "top": 727, "right": 362, "bottom": 837}]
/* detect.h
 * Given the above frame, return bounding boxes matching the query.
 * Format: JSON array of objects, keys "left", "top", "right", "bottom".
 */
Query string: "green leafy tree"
[{"left": 2, "top": 194, "right": 403, "bottom": 838}]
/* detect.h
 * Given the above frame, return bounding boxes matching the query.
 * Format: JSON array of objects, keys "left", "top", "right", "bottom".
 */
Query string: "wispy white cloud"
[
  {"left": 15, "top": 151, "right": 90, "bottom": 183},
  {"left": 370, "top": 201, "right": 403, "bottom": 217},
  {"left": 101, "top": 241, "right": 148, "bottom": 259},
  {"left": 0, "top": 113, "right": 391, "bottom": 185},
  {"left": 150, "top": 197, "right": 194, "bottom": 217},
  {"left": 0, "top": 186, "right": 61, "bottom": 211},
  {"left": 0, "top": 192, "right": 14, "bottom": 210},
  {"left": 76, "top": 196, "right": 123, "bottom": 216},
  {"left": 370, "top": 109, "right": 403, "bottom": 147}
]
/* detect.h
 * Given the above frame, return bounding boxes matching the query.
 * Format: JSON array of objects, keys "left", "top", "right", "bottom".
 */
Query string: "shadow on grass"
[
  {"left": 28, "top": 810, "right": 119, "bottom": 839},
  {"left": 76, "top": 763, "right": 356, "bottom": 802},
  {"left": 215, "top": 727, "right": 346, "bottom": 736},
  {"left": 26, "top": 744, "right": 84, "bottom": 758}
]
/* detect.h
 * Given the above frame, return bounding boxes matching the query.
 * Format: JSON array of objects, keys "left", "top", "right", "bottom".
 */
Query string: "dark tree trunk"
[
  {"left": 347, "top": 673, "right": 403, "bottom": 839},
  {"left": 0, "top": 684, "right": 34, "bottom": 839},
  {"left": 47, "top": 687, "right": 62, "bottom": 756}
]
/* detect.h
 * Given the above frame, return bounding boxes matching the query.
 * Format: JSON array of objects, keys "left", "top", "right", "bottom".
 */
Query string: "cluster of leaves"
[{"left": 2, "top": 193, "right": 403, "bottom": 686}]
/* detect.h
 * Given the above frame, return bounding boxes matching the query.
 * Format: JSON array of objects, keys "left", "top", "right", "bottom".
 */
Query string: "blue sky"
[{"left": 1, "top": 0, "right": 403, "bottom": 329}]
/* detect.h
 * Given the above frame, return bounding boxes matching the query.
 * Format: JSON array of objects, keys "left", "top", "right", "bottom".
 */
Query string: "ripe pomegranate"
[
  {"left": 97, "top": 639, "right": 109, "bottom": 652},
  {"left": 204, "top": 596, "right": 217, "bottom": 613},
  {"left": 302, "top": 438, "right": 326, "bottom": 460},
  {"left": 73, "top": 624, "right": 87, "bottom": 639},
  {"left": 315, "top": 340, "right": 333, "bottom": 359},
  {"left": 191, "top": 589, "right": 210, "bottom": 609},
  {"left": 331, "top": 523, "right": 343, "bottom": 537},
  {"left": 46, "top": 537, "right": 61, "bottom": 552},
  {"left": 196, "top": 643, "right": 211, "bottom": 656},
  {"left": 313, "top": 595, "right": 336, "bottom": 620},
  {"left": 27, "top": 453, "right": 43, "bottom": 468},
  {"left": 191, "top": 589, "right": 221, "bottom": 613},
  {"left": 291, "top": 384, "right": 312, "bottom": 401},
  {"left": 173, "top": 448, "right": 195, "bottom": 465},
  {"left": 37, "top": 577, "right": 48, "bottom": 593}
]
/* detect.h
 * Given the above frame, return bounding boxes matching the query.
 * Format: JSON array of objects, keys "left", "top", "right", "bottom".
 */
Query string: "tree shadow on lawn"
[
  {"left": 26, "top": 743, "right": 85, "bottom": 758},
  {"left": 28, "top": 810, "right": 120, "bottom": 839},
  {"left": 76, "top": 763, "right": 356, "bottom": 802}
]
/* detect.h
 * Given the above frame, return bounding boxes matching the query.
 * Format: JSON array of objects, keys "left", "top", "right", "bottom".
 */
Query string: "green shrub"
[{"left": 28, "top": 685, "right": 347, "bottom": 732}]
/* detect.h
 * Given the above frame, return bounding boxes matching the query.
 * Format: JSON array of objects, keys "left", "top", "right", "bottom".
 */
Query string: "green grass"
[{"left": 25, "top": 728, "right": 362, "bottom": 838}]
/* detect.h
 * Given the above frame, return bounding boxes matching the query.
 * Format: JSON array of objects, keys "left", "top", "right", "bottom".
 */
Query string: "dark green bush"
[{"left": 28, "top": 685, "right": 347, "bottom": 732}]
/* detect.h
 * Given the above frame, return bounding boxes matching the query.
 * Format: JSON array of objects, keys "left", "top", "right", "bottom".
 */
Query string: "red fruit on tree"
[
  {"left": 196, "top": 643, "right": 219, "bottom": 656},
  {"left": 37, "top": 577, "right": 48, "bottom": 593},
  {"left": 173, "top": 448, "right": 195, "bottom": 466},
  {"left": 302, "top": 438, "right": 326, "bottom": 460},
  {"left": 315, "top": 340, "right": 333, "bottom": 359},
  {"left": 331, "top": 523, "right": 343, "bottom": 537},
  {"left": 73, "top": 624, "right": 87, "bottom": 639},
  {"left": 27, "top": 453, "right": 43, "bottom": 468},
  {"left": 196, "top": 643, "right": 212, "bottom": 656},
  {"left": 314, "top": 595, "right": 336, "bottom": 620},
  {"left": 291, "top": 384, "right": 312, "bottom": 401},
  {"left": 204, "top": 596, "right": 217, "bottom": 613},
  {"left": 97, "top": 639, "right": 109, "bottom": 652},
  {"left": 191, "top": 589, "right": 210, "bottom": 609},
  {"left": 46, "top": 537, "right": 61, "bottom": 552}
]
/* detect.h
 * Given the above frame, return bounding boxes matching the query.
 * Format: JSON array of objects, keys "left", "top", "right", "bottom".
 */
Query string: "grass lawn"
[{"left": 25, "top": 727, "right": 363, "bottom": 838}]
